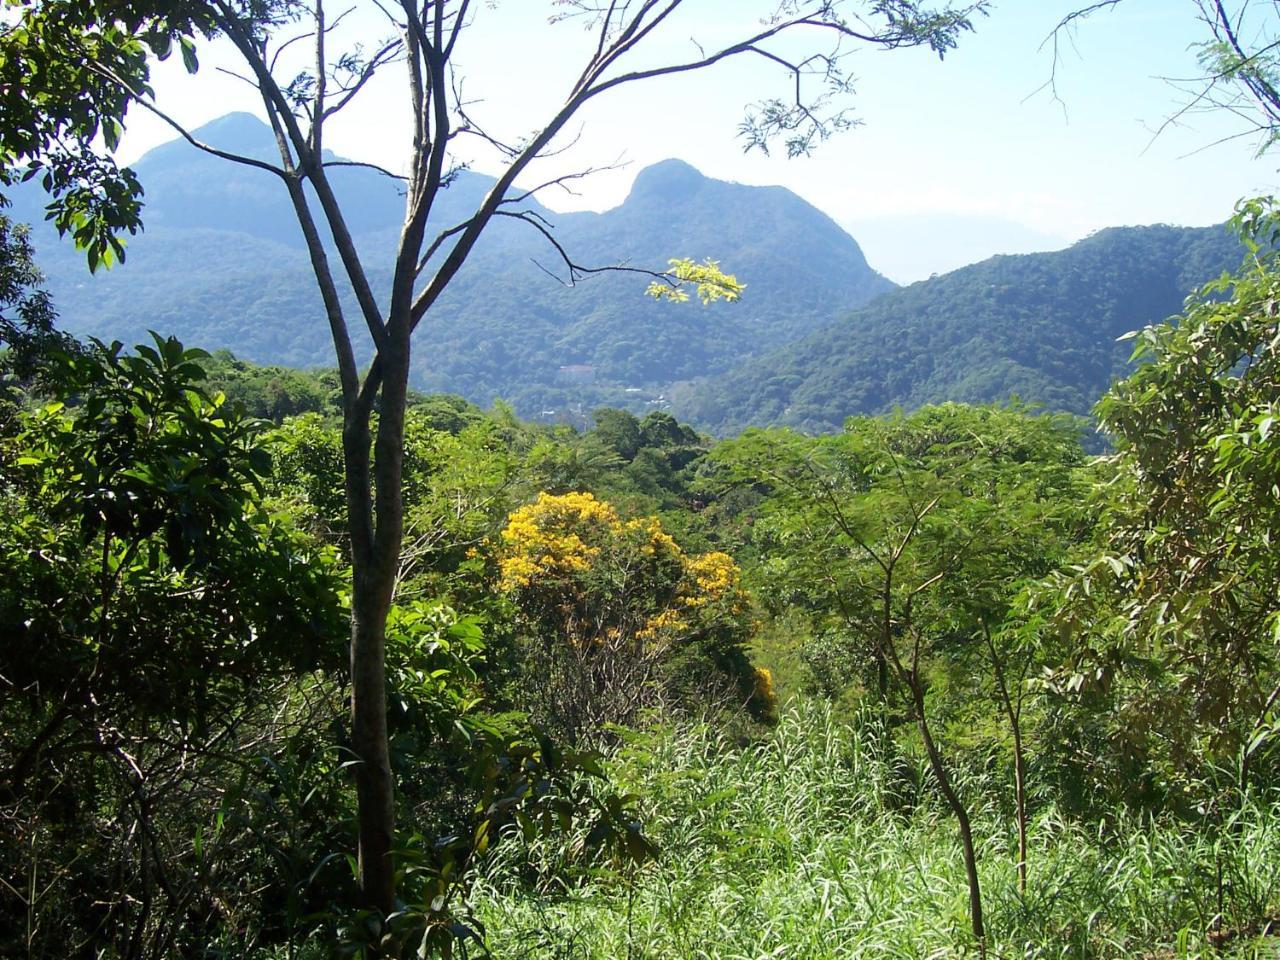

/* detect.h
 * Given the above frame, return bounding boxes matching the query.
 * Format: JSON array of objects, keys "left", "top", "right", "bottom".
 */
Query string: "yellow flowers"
[
  {"left": 496, "top": 492, "right": 691, "bottom": 595},
  {"left": 752, "top": 666, "right": 780, "bottom": 722},
  {"left": 682, "top": 551, "right": 740, "bottom": 608},
  {"left": 635, "top": 516, "right": 679, "bottom": 558},
  {"left": 637, "top": 608, "right": 689, "bottom": 642},
  {"left": 496, "top": 491, "right": 613, "bottom": 591},
  {"left": 493, "top": 492, "right": 748, "bottom": 648},
  {"left": 491, "top": 490, "right": 773, "bottom": 726}
]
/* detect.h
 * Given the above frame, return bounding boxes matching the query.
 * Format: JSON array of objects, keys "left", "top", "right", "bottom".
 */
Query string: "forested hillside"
[
  {"left": 674, "top": 223, "right": 1243, "bottom": 432},
  {"left": 10, "top": 113, "right": 893, "bottom": 416}
]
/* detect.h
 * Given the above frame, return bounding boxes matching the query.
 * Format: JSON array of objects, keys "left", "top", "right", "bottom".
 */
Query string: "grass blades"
[{"left": 473, "top": 704, "right": 1280, "bottom": 960}]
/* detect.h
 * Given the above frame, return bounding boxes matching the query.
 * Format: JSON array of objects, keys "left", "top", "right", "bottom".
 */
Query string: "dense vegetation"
[
  {"left": 674, "top": 223, "right": 1244, "bottom": 433},
  {"left": 6, "top": 194, "right": 1280, "bottom": 955},
  {"left": 477, "top": 707, "right": 1280, "bottom": 959},
  {"left": 5, "top": 1, "right": 1280, "bottom": 956}
]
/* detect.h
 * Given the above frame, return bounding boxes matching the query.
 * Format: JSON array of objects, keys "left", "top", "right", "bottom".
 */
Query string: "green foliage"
[
  {"left": 0, "top": 336, "right": 673, "bottom": 958},
  {"left": 2, "top": 334, "right": 345, "bottom": 715},
  {"left": 266, "top": 410, "right": 348, "bottom": 541},
  {"left": 644, "top": 257, "right": 744, "bottom": 304},
  {"left": 710, "top": 403, "right": 1091, "bottom": 708},
  {"left": 1033, "top": 197, "right": 1280, "bottom": 801},
  {"left": 1190, "top": 3, "right": 1280, "bottom": 157},
  {"left": 590, "top": 408, "right": 643, "bottom": 461},
  {"left": 6, "top": 305, "right": 1280, "bottom": 956},
  {"left": 386, "top": 600, "right": 487, "bottom": 735},
  {"left": 325, "top": 600, "right": 657, "bottom": 959},
  {"left": 0, "top": 334, "right": 346, "bottom": 957},
  {"left": 0, "top": 207, "right": 77, "bottom": 385},
  {"left": 0, "top": 0, "right": 212, "bottom": 267},
  {"left": 265, "top": 408, "right": 520, "bottom": 607},
  {"left": 200, "top": 349, "right": 337, "bottom": 421},
  {"left": 707, "top": 403, "right": 1095, "bottom": 940}
]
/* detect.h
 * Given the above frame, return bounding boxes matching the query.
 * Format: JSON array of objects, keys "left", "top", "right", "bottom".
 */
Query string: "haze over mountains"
[
  {"left": 13, "top": 112, "right": 893, "bottom": 417},
  {"left": 11, "top": 112, "right": 1244, "bottom": 430},
  {"left": 846, "top": 214, "right": 1071, "bottom": 283}
]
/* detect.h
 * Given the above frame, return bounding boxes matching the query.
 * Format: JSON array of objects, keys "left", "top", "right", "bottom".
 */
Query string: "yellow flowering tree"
[{"left": 493, "top": 492, "right": 773, "bottom": 739}]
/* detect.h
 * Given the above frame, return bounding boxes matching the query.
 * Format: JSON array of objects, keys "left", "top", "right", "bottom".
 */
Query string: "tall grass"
[{"left": 472, "top": 703, "right": 1280, "bottom": 959}]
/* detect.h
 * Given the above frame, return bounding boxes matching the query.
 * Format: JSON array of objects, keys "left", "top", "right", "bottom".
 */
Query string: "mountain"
[
  {"left": 671, "top": 224, "right": 1243, "bottom": 434},
  {"left": 11, "top": 113, "right": 894, "bottom": 415}
]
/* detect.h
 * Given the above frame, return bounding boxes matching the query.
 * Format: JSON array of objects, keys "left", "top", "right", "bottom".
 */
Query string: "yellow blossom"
[
  {"left": 681, "top": 551, "right": 743, "bottom": 607},
  {"left": 495, "top": 492, "right": 616, "bottom": 591},
  {"left": 752, "top": 666, "right": 779, "bottom": 721}
]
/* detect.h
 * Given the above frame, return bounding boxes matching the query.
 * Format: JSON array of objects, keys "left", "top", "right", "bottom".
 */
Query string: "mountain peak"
[
  {"left": 626, "top": 158, "right": 708, "bottom": 202},
  {"left": 191, "top": 112, "right": 273, "bottom": 150},
  {"left": 134, "top": 113, "right": 277, "bottom": 171}
]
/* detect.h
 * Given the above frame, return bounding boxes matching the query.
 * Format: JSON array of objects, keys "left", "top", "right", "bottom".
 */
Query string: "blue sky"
[{"left": 123, "top": 1, "right": 1279, "bottom": 282}]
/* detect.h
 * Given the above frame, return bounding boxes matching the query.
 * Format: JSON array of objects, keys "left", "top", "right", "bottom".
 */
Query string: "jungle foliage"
[
  {"left": 5, "top": 197, "right": 1280, "bottom": 950},
  {"left": 6, "top": 195, "right": 1280, "bottom": 955},
  {"left": 6, "top": 0, "right": 1280, "bottom": 954}
]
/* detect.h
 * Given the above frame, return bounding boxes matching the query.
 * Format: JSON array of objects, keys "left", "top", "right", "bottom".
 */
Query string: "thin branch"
[
  {"left": 1211, "top": 0, "right": 1280, "bottom": 123},
  {"left": 586, "top": 9, "right": 806, "bottom": 100},
  {"left": 575, "top": 0, "right": 681, "bottom": 97},
  {"left": 1031, "top": 0, "right": 1124, "bottom": 114},
  {"left": 416, "top": 216, "right": 475, "bottom": 276},
  {"left": 81, "top": 60, "right": 287, "bottom": 178},
  {"left": 322, "top": 159, "right": 409, "bottom": 181},
  {"left": 314, "top": 0, "right": 327, "bottom": 154},
  {"left": 801, "top": 454, "right": 891, "bottom": 574},
  {"left": 500, "top": 159, "right": 627, "bottom": 205},
  {"left": 490, "top": 209, "right": 683, "bottom": 288},
  {"left": 213, "top": 1, "right": 391, "bottom": 354},
  {"left": 323, "top": 38, "right": 403, "bottom": 119},
  {"left": 442, "top": 0, "right": 473, "bottom": 61},
  {"left": 213, "top": 64, "right": 262, "bottom": 90},
  {"left": 368, "top": 0, "right": 404, "bottom": 30}
]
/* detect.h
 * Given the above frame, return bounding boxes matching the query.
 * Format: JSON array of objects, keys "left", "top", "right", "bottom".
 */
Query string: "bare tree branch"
[
  {"left": 83, "top": 62, "right": 287, "bottom": 179},
  {"left": 322, "top": 158, "right": 409, "bottom": 181}
]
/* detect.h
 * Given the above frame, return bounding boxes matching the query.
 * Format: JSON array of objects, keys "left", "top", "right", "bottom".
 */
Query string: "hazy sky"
[{"left": 120, "top": 0, "right": 1279, "bottom": 282}]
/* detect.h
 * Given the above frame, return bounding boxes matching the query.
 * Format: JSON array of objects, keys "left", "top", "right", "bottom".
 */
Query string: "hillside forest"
[{"left": 5, "top": 1, "right": 1280, "bottom": 959}]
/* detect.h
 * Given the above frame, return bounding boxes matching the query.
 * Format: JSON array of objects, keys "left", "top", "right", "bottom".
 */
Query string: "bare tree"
[
  {"left": 5, "top": 0, "right": 987, "bottom": 915},
  {"left": 1048, "top": 1, "right": 1280, "bottom": 154}
]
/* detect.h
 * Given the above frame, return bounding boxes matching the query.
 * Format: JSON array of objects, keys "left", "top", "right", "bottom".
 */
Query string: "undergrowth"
[{"left": 471, "top": 703, "right": 1280, "bottom": 959}]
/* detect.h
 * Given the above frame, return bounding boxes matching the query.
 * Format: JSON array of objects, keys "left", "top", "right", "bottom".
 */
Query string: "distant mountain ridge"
[
  {"left": 12, "top": 114, "right": 1244, "bottom": 432},
  {"left": 671, "top": 223, "right": 1244, "bottom": 433},
  {"left": 11, "top": 113, "right": 895, "bottom": 416}
]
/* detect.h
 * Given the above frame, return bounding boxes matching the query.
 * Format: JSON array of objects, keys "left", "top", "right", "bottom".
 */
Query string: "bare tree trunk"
[
  {"left": 349, "top": 582, "right": 396, "bottom": 914},
  {"left": 342, "top": 376, "right": 406, "bottom": 917},
  {"left": 984, "top": 623, "right": 1027, "bottom": 895},
  {"left": 909, "top": 677, "right": 986, "bottom": 952},
  {"left": 1010, "top": 718, "right": 1027, "bottom": 896}
]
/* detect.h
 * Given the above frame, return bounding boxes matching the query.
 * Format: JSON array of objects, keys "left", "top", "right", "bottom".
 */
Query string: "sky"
[{"left": 119, "top": 0, "right": 1280, "bottom": 283}]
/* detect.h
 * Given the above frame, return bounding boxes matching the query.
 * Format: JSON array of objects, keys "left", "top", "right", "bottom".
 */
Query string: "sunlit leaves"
[
  {"left": 2, "top": 333, "right": 344, "bottom": 725},
  {"left": 646, "top": 257, "right": 745, "bottom": 305}
]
